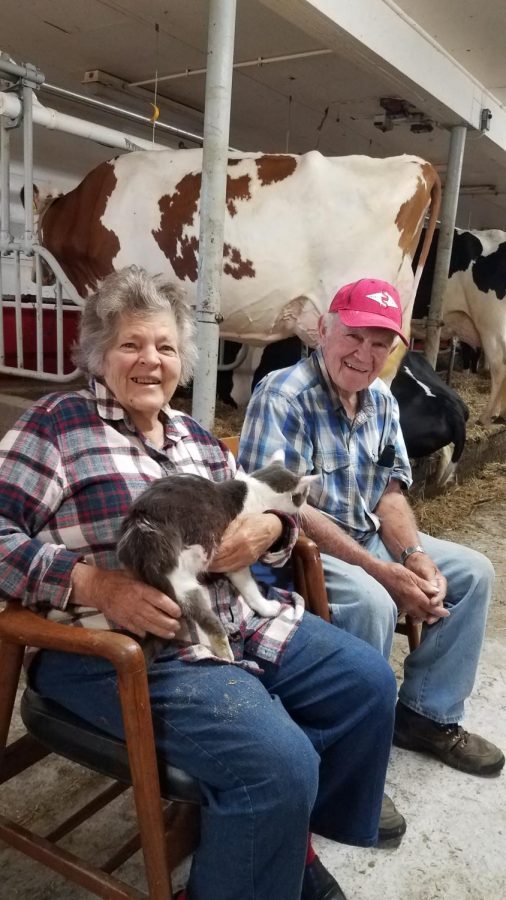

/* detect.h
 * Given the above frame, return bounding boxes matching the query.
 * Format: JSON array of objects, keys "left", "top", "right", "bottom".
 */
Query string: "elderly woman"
[{"left": 0, "top": 267, "right": 396, "bottom": 900}]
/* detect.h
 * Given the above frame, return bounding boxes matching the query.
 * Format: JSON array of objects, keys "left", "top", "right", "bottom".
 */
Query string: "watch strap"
[{"left": 400, "top": 545, "right": 426, "bottom": 565}]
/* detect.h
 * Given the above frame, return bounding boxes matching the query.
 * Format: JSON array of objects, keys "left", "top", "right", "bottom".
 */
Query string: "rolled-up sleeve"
[{"left": 0, "top": 406, "right": 82, "bottom": 609}]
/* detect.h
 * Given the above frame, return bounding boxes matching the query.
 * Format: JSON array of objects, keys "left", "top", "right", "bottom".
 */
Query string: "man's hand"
[
  {"left": 374, "top": 558, "right": 449, "bottom": 624},
  {"left": 209, "top": 513, "right": 283, "bottom": 572},
  {"left": 71, "top": 564, "right": 182, "bottom": 639},
  {"left": 402, "top": 552, "right": 448, "bottom": 624}
]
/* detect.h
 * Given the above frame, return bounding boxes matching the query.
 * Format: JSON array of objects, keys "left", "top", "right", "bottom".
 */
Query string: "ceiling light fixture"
[{"left": 373, "top": 97, "right": 434, "bottom": 134}]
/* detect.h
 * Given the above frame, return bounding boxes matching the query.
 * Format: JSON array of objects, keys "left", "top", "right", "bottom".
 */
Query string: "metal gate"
[{"left": 0, "top": 56, "right": 84, "bottom": 381}]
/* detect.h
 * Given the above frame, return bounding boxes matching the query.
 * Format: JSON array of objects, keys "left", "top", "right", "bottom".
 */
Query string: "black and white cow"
[
  {"left": 217, "top": 338, "right": 302, "bottom": 407},
  {"left": 391, "top": 350, "right": 469, "bottom": 483},
  {"left": 414, "top": 227, "right": 506, "bottom": 424}
]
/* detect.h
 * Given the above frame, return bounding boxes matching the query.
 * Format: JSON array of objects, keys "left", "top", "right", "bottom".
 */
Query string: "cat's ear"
[
  {"left": 267, "top": 448, "right": 285, "bottom": 465},
  {"left": 299, "top": 474, "right": 320, "bottom": 488},
  {"left": 292, "top": 474, "right": 321, "bottom": 508}
]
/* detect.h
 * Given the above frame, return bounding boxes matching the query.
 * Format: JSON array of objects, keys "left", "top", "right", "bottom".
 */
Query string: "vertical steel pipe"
[
  {"left": 424, "top": 124, "right": 467, "bottom": 368},
  {"left": 191, "top": 0, "right": 237, "bottom": 429},
  {"left": 22, "top": 83, "right": 34, "bottom": 254},
  {"left": 0, "top": 117, "right": 11, "bottom": 251}
]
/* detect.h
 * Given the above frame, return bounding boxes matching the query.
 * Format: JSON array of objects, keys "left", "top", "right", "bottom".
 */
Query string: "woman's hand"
[
  {"left": 71, "top": 563, "right": 182, "bottom": 638},
  {"left": 209, "top": 513, "right": 283, "bottom": 572}
]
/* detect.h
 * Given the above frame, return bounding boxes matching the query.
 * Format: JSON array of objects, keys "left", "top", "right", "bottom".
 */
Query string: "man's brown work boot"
[{"left": 393, "top": 702, "right": 505, "bottom": 776}]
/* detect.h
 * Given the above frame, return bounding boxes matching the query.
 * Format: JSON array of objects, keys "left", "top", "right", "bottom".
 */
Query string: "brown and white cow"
[{"left": 37, "top": 148, "right": 439, "bottom": 352}]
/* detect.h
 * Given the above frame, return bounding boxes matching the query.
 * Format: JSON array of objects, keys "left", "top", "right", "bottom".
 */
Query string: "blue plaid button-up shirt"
[
  {"left": 239, "top": 348, "right": 412, "bottom": 543},
  {"left": 0, "top": 379, "right": 302, "bottom": 667}
]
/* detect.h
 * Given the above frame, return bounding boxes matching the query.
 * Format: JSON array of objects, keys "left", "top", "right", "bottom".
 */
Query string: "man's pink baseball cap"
[{"left": 328, "top": 278, "right": 409, "bottom": 346}]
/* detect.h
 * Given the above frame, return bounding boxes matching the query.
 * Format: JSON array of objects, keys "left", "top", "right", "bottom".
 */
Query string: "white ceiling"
[
  {"left": 1, "top": 0, "right": 506, "bottom": 229},
  {"left": 396, "top": 0, "right": 506, "bottom": 102}
]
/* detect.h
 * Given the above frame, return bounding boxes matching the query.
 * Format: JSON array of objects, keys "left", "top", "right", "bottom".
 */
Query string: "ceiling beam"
[{"left": 261, "top": 0, "right": 506, "bottom": 156}]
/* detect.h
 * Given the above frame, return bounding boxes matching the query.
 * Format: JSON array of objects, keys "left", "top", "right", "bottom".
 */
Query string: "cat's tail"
[{"left": 116, "top": 514, "right": 179, "bottom": 602}]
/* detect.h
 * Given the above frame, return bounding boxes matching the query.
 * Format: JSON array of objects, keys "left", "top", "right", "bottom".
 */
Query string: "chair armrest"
[
  {"left": 0, "top": 603, "right": 175, "bottom": 885},
  {"left": 0, "top": 603, "right": 145, "bottom": 676},
  {"left": 292, "top": 533, "right": 331, "bottom": 622}
]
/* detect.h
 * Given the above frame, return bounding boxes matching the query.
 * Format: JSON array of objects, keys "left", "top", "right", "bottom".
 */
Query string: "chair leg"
[
  {"left": 117, "top": 667, "right": 174, "bottom": 900},
  {"left": 0, "top": 639, "right": 25, "bottom": 766},
  {"left": 405, "top": 615, "right": 421, "bottom": 652}
]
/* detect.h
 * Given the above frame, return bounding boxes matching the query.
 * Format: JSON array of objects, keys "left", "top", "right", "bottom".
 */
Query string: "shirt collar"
[{"left": 90, "top": 377, "right": 183, "bottom": 444}]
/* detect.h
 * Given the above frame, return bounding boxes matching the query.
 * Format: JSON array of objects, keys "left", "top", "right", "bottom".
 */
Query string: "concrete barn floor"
[{"left": 0, "top": 377, "right": 504, "bottom": 899}]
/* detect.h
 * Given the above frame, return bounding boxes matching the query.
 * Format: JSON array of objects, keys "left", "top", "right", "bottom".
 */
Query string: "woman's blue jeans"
[
  {"left": 30, "top": 612, "right": 396, "bottom": 900},
  {"left": 322, "top": 531, "right": 494, "bottom": 724}
]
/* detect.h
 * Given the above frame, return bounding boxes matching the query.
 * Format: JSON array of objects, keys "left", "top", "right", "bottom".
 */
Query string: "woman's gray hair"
[{"left": 72, "top": 266, "right": 197, "bottom": 385}]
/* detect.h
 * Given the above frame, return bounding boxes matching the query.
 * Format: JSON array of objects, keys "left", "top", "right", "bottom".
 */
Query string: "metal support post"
[
  {"left": 22, "top": 77, "right": 35, "bottom": 254},
  {"left": 191, "top": 0, "right": 237, "bottom": 429},
  {"left": 424, "top": 124, "right": 467, "bottom": 368},
  {"left": 0, "top": 117, "right": 12, "bottom": 251}
]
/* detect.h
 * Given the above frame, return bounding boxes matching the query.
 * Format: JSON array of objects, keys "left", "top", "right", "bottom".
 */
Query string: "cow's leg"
[
  {"left": 493, "top": 370, "right": 506, "bottom": 423},
  {"left": 477, "top": 341, "right": 506, "bottom": 425}
]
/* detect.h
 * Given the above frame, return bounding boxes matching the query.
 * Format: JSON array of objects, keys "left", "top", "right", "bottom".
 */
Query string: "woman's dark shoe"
[
  {"left": 301, "top": 855, "right": 347, "bottom": 900},
  {"left": 393, "top": 702, "right": 505, "bottom": 776}
]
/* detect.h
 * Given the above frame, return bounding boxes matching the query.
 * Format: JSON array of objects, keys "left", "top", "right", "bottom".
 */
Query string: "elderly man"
[{"left": 239, "top": 278, "right": 504, "bottom": 785}]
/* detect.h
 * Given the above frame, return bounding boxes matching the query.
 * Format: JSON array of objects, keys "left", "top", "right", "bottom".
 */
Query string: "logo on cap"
[{"left": 366, "top": 291, "right": 398, "bottom": 309}]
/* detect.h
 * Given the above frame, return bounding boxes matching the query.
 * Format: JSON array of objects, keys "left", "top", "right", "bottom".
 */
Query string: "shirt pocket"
[{"left": 311, "top": 449, "right": 348, "bottom": 509}]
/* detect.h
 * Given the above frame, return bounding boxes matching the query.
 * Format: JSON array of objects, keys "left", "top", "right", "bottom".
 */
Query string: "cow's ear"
[{"left": 268, "top": 448, "right": 285, "bottom": 465}]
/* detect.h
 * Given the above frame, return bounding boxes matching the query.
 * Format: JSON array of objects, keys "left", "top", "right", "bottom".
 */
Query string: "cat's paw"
[{"left": 248, "top": 598, "right": 282, "bottom": 618}]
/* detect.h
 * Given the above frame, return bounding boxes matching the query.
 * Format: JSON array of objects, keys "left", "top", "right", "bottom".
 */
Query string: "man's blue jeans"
[
  {"left": 322, "top": 531, "right": 494, "bottom": 724},
  {"left": 30, "top": 612, "right": 396, "bottom": 900}
]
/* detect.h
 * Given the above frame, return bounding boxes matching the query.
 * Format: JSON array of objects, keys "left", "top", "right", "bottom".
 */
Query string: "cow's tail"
[{"left": 413, "top": 166, "right": 442, "bottom": 292}]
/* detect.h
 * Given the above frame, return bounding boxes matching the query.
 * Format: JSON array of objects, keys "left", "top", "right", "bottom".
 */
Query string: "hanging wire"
[
  {"left": 151, "top": 23, "right": 160, "bottom": 144},
  {"left": 285, "top": 94, "right": 292, "bottom": 153}
]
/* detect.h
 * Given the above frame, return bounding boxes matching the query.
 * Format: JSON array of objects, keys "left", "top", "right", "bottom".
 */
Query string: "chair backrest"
[{"left": 221, "top": 434, "right": 239, "bottom": 456}]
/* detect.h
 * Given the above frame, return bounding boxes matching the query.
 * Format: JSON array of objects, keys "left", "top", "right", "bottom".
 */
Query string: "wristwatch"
[{"left": 400, "top": 545, "right": 426, "bottom": 565}]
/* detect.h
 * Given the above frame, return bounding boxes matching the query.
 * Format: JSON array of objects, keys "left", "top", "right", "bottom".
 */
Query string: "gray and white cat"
[{"left": 117, "top": 455, "right": 317, "bottom": 662}]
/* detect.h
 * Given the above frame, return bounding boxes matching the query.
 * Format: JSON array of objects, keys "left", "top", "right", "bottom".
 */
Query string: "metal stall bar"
[
  {"left": 0, "top": 90, "right": 167, "bottom": 154},
  {"left": 0, "top": 112, "right": 12, "bottom": 364},
  {"left": 55, "top": 278, "right": 64, "bottom": 376},
  {"left": 35, "top": 254, "right": 43, "bottom": 372},
  {"left": 0, "top": 113, "right": 12, "bottom": 251},
  {"left": 424, "top": 124, "right": 467, "bottom": 368},
  {"left": 22, "top": 75, "right": 35, "bottom": 254},
  {"left": 14, "top": 251, "right": 23, "bottom": 368},
  {"left": 192, "top": 0, "right": 237, "bottom": 429}
]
